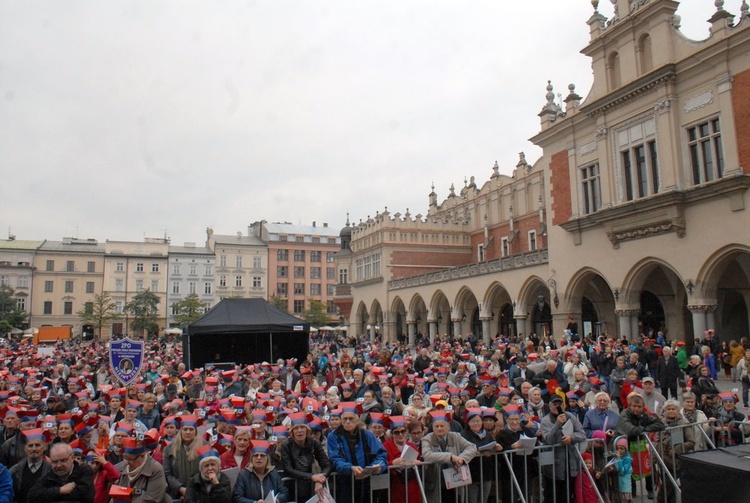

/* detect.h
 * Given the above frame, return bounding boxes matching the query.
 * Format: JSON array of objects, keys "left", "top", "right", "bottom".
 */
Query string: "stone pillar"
[
  {"left": 514, "top": 315, "right": 529, "bottom": 339},
  {"left": 383, "top": 321, "right": 396, "bottom": 343},
  {"left": 429, "top": 321, "right": 438, "bottom": 344},
  {"left": 369, "top": 317, "right": 376, "bottom": 342},
  {"left": 688, "top": 305, "right": 713, "bottom": 344},
  {"left": 452, "top": 319, "right": 462, "bottom": 340},
  {"left": 480, "top": 317, "right": 492, "bottom": 345},
  {"left": 407, "top": 322, "right": 416, "bottom": 346},
  {"left": 706, "top": 305, "right": 718, "bottom": 332},
  {"left": 615, "top": 309, "right": 640, "bottom": 340}
]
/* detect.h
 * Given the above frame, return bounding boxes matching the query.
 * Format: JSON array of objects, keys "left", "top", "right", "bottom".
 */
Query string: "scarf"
[
  {"left": 126, "top": 458, "right": 147, "bottom": 484},
  {"left": 175, "top": 443, "right": 200, "bottom": 483},
  {"left": 683, "top": 409, "right": 697, "bottom": 424},
  {"left": 361, "top": 401, "right": 379, "bottom": 413}
]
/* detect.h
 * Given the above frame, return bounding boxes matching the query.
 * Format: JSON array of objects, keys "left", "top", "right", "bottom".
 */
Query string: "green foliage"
[
  {"left": 171, "top": 293, "right": 207, "bottom": 326},
  {"left": 76, "top": 292, "right": 119, "bottom": 340},
  {"left": 0, "top": 285, "right": 28, "bottom": 334},
  {"left": 303, "top": 298, "right": 329, "bottom": 326},
  {"left": 269, "top": 295, "right": 288, "bottom": 312},
  {"left": 125, "top": 289, "right": 161, "bottom": 338}
]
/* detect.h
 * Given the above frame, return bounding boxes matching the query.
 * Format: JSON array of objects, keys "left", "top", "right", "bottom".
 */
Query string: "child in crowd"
[
  {"left": 609, "top": 436, "right": 633, "bottom": 502},
  {"left": 575, "top": 452, "right": 598, "bottom": 503}
]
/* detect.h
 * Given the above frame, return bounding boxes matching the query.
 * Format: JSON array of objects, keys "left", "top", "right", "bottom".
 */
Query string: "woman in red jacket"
[
  {"left": 86, "top": 448, "right": 120, "bottom": 503},
  {"left": 619, "top": 368, "right": 643, "bottom": 410},
  {"left": 220, "top": 426, "right": 252, "bottom": 470}
]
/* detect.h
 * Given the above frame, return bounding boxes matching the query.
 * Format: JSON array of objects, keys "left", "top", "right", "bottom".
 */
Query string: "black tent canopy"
[{"left": 185, "top": 298, "right": 310, "bottom": 368}]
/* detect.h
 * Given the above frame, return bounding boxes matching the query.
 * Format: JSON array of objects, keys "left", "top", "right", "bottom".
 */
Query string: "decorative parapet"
[
  {"left": 607, "top": 218, "right": 685, "bottom": 250},
  {"left": 388, "top": 249, "right": 549, "bottom": 291}
]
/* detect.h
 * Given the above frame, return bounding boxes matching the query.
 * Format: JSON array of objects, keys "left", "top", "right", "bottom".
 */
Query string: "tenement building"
[{"left": 334, "top": 0, "right": 750, "bottom": 346}]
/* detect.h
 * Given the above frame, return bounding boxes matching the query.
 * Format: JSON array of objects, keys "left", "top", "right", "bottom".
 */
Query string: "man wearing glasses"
[{"left": 27, "top": 443, "right": 94, "bottom": 502}]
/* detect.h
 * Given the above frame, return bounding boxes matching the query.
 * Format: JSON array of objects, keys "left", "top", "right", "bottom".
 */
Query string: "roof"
[
  {"left": 0, "top": 240, "right": 45, "bottom": 251},
  {"left": 264, "top": 222, "right": 340, "bottom": 238},
  {"left": 211, "top": 234, "right": 265, "bottom": 247},
  {"left": 38, "top": 240, "right": 105, "bottom": 253},
  {"left": 168, "top": 245, "right": 213, "bottom": 255},
  {"left": 188, "top": 298, "right": 310, "bottom": 335}
]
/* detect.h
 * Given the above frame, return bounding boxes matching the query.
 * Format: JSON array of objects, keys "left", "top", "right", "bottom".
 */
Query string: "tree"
[
  {"left": 0, "top": 285, "right": 28, "bottom": 335},
  {"left": 171, "top": 293, "right": 207, "bottom": 326},
  {"left": 125, "top": 289, "right": 161, "bottom": 338},
  {"left": 269, "top": 295, "right": 288, "bottom": 313},
  {"left": 303, "top": 298, "right": 329, "bottom": 326},
  {"left": 77, "top": 292, "right": 120, "bottom": 340}
]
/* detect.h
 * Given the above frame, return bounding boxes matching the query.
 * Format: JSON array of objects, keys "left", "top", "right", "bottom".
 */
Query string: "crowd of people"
[{"left": 0, "top": 326, "right": 744, "bottom": 503}]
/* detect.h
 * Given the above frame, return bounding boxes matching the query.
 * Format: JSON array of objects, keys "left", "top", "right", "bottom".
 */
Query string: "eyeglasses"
[
  {"left": 50, "top": 455, "right": 72, "bottom": 465},
  {"left": 392, "top": 430, "right": 406, "bottom": 435},
  {"left": 251, "top": 453, "right": 267, "bottom": 458}
]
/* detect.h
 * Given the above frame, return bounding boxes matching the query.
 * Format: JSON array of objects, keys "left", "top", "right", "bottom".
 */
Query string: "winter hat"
[
  {"left": 615, "top": 435, "right": 628, "bottom": 450},
  {"left": 197, "top": 445, "right": 221, "bottom": 469}
]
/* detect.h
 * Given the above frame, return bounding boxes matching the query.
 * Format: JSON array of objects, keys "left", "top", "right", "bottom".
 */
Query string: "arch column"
[
  {"left": 688, "top": 304, "right": 717, "bottom": 343},
  {"left": 452, "top": 319, "right": 462, "bottom": 340},
  {"left": 368, "top": 316, "right": 376, "bottom": 342},
  {"left": 383, "top": 320, "right": 396, "bottom": 343},
  {"left": 480, "top": 317, "right": 492, "bottom": 345},
  {"left": 514, "top": 314, "right": 529, "bottom": 338},
  {"left": 407, "top": 321, "right": 416, "bottom": 346},
  {"left": 428, "top": 320, "right": 438, "bottom": 343},
  {"left": 615, "top": 309, "right": 640, "bottom": 340}
]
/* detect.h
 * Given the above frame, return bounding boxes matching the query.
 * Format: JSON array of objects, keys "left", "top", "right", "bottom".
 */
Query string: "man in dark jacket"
[
  {"left": 656, "top": 347, "right": 682, "bottom": 399},
  {"left": 280, "top": 413, "right": 331, "bottom": 502},
  {"left": 27, "top": 443, "right": 94, "bottom": 503},
  {"left": 10, "top": 429, "right": 52, "bottom": 503},
  {"left": 616, "top": 393, "right": 664, "bottom": 499},
  {"left": 185, "top": 447, "right": 232, "bottom": 503}
]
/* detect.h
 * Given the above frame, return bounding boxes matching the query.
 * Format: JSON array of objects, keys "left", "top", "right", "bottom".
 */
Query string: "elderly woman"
[
  {"left": 184, "top": 447, "right": 232, "bottom": 503},
  {"left": 327, "top": 402, "right": 387, "bottom": 503},
  {"left": 114, "top": 437, "right": 168, "bottom": 503},
  {"left": 680, "top": 392, "right": 711, "bottom": 451},
  {"left": 422, "top": 410, "right": 478, "bottom": 503},
  {"left": 582, "top": 391, "right": 620, "bottom": 438},
  {"left": 462, "top": 408, "right": 502, "bottom": 503},
  {"left": 655, "top": 400, "right": 694, "bottom": 503},
  {"left": 619, "top": 369, "right": 642, "bottom": 410},
  {"left": 164, "top": 415, "right": 205, "bottom": 500},
  {"left": 280, "top": 413, "right": 331, "bottom": 502},
  {"left": 220, "top": 426, "right": 252, "bottom": 470},
  {"left": 233, "top": 440, "right": 289, "bottom": 503},
  {"left": 383, "top": 415, "right": 421, "bottom": 503}
]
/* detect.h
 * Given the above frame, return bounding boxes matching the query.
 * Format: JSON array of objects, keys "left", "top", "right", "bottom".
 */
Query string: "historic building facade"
[
  {"left": 166, "top": 242, "right": 216, "bottom": 326},
  {"left": 0, "top": 239, "right": 43, "bottom": 322},
  {"left": 206, "top": 229, "right": 268, "bottom": 302},
  {"left": 335, "top": 0, "right": 750, "bottom": 346}
]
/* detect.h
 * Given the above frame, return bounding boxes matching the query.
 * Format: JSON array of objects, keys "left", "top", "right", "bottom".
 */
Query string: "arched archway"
[
  {"left": 409, "top": 294, "right": 429, "bottom": 339},
  {"left": 390, "top": 297, "right": 407, "bottom": 344},
  {"left": 429, "top": 290, "right": 451, "bottom": 341},
  {"left": 454, "top": 287, "right": 480, "bottom": 340},
  {"left": 698, "top": 245, "right": 750, "bottom": 342},
  {"left": 518, "top": 276, "right": 552, "bottom": 338},
  {"left": 566, "top": 268, "right": 616, "bottom": 340},
  {"left": 370, "top": 300, "right": 384, "bottom": 341},
  {"left": 355, "top": 301, "right": 369, "bottom": 337},
  {"left": 483, "top": 281, "right": 515, "bottom": 340}
]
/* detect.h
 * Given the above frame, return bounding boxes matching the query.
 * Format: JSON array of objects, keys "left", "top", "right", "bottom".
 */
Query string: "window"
[
  {"left": 312, "top": 237, "right": 320, "bottom": 244},
  {"left": 311, "top": 267, "right": 321, "bottom": 279},
  {"left": 688, "top": 118, "right": 724, "bottom": 185},
  {"left": 205, "top": 265, "right": 212, "bottom": 275},
  {"left": 64, "top": 281, "right": 74, "bottom": 293},
  {"left": 116, "top": 262, "right": 124, "bottom": 272},
  {"left": 189, "top": 265, "right": 196, "bottom": 275},
  {"left": 46, "top": 260, "right": 54, "bottom": 271},
  {"left": 310, "top": 283, "right": 321, "bottom": 295},
  {"left": 236, "top": 256, "right": 243, "bottom": 268},
  {"left": 293, "top": 300, "right": 304, "bottom": 314},
  {"left": 339, "top": 269, "right": 348, "bottom": 284},
  {"left": 328, "top": 238, "right": 336, "bottom": 245},
  {"left": 115, "top": 279, "right": 124, "bottom": 292},
  {"left": 0, "top": 276, "right": 6, "bottom": 287},
  {"left": 327, "top": 300, "right": 337, "bottom": 314},
  {"left": 279, "top": 235, "right": 288, "bottom": 242},
  {"left": 220, "top": 255, "right": 227, "bottom": 267},
  {"left": 43, "top": 301, "right": 52, "bottom": 314},
  {"left": 66, "top": 261, "right": 74, "bottom": 272},
  {"left": 294, "top": 250, "right": 305, "bottom": 262},
  {"left": 277, "top": 249, "right": 288, "bottom": 261},
  {"left": 327, "top": 284, "right": 335, "bottom": 296},
  {"left": 151, "top": 280, "right": 158, "bottom": 291},
  {"left": 219, "top": 275, "right": 227, "bottom": 287},
  {"left": 277, "top": 283, "right": 288, "bottom": 296},
  {"left": 135, "top": 280, "right": 143, "bottom": 292},
  {"left": 44, "top": 281, "right": 54, "bottom": 293},
  {"left": 18, "top": 276, "right": 28, "bottom": 288},
  {"left": 580, "top": 163, "right": 601, "bottom": 215},
  {"left": 204, "top": 282, "right": 212, "bottom": 294},
  {"left": 253, "top": 256, "right": 262, "bottom": 269},
  {"left": 295, "top": 236, "right": 304, "bottom": 242},
  {"left": 16, "top": 298, "right": 25, "bottom": 311},
  {"left": 477, "top": 244, "right": 485, "bottom": 263},
  {"left": 189, "top": 281, "right": 197, "bottom": 294},
  {"left": 235, "top": 275, "right": 242, "bottom": 287},
  {"left": 172, "top": 282, "right": 180, "bottom": 294},
  {"left": 327, "top": 267, "right": 335, "bottom": 280},
  {"left": 618, "top": 119, "right": 658, "bottom": 201},
  {"left": 372, "top": 253, "right": 381, "bottom": 277},
  {"left": 294, "top": 283, "right": 305, "bottom": 295},
  {"left": 294, "top": 266, "right": 305, "bottom": 278},
  {"left": 64, "top": 301, "right": 73, "bottom": 315},
  {"left": 528, "top": 230, "right": 537, "bottom": 251},
  {"left": 311, "top": 251, "right": 322, "bottom": 262},
  {"left": 87, "top": 261, "right": 95, "bottom": 273},
  {"left": 135, "top": 263, "right": 144, "bottom": 272},
  {"left": 84, "top": 302, "right": 93, "bottom": 315},
  {"left": 501, "top": 237, "right": 510, "bottom": 257},
  {"left": 326, "top": 252, "right": 335, "bottom": 263},
  {"left": 252, "top": 276, "right": 262, "bottom": 288},
  {"left": 115, "top": 301, "right": 124, "bottom": 314},
  {"left": 173, "top": 264, "right": 180, "bottom": 275},
  {"left": 277, "top": 265, "right": 289, "bottom": 278},
  {"left": 86, "top": 282, "right": 95, "bottom": 294}
]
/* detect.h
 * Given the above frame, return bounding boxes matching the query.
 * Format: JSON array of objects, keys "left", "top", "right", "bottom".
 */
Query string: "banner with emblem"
[{"left": 109, "top": 337, "right": 145, "bottom": 386}]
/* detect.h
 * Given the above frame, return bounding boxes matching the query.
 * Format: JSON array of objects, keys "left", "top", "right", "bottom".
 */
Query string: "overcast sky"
[{"left": 0, "top": 1, "right": 717, "bottom": 245}]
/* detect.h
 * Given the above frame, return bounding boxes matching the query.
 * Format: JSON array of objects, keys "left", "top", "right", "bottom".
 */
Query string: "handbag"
[{"left": 629, "top": 439, "right": 652, "bottom": 480}]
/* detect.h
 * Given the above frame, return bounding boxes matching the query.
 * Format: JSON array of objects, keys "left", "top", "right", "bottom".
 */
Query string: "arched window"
[
  {"left": 639, "top": 34, "right": 653, "bottom": 74},
  {"left": 608, "top": 52, "right": 621, "bottom": 89}
]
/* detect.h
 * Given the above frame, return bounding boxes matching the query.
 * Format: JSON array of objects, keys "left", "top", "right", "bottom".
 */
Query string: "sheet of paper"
[
  {"left": 518, "top": 435, "right": 537, "bottom": 455},
  {"left": 442, "top": 464, "right": 472, "bottom": 489},
  {"left": 400, "top": 443, "right": 419, "bottom": 464},
  {"left": 479, "top": 440, "right": 498, "bottom": 452},
  {"left": 562, "top": 419, "right": 574, "bottom": 437},
  {"left": 263, "top": 490, "right": 276, "bottom": 503}
]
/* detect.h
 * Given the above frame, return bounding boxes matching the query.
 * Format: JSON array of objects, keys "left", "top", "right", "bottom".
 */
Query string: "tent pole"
[{"left": 269, "top": 333, "right": 273, "bottom": 362}]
